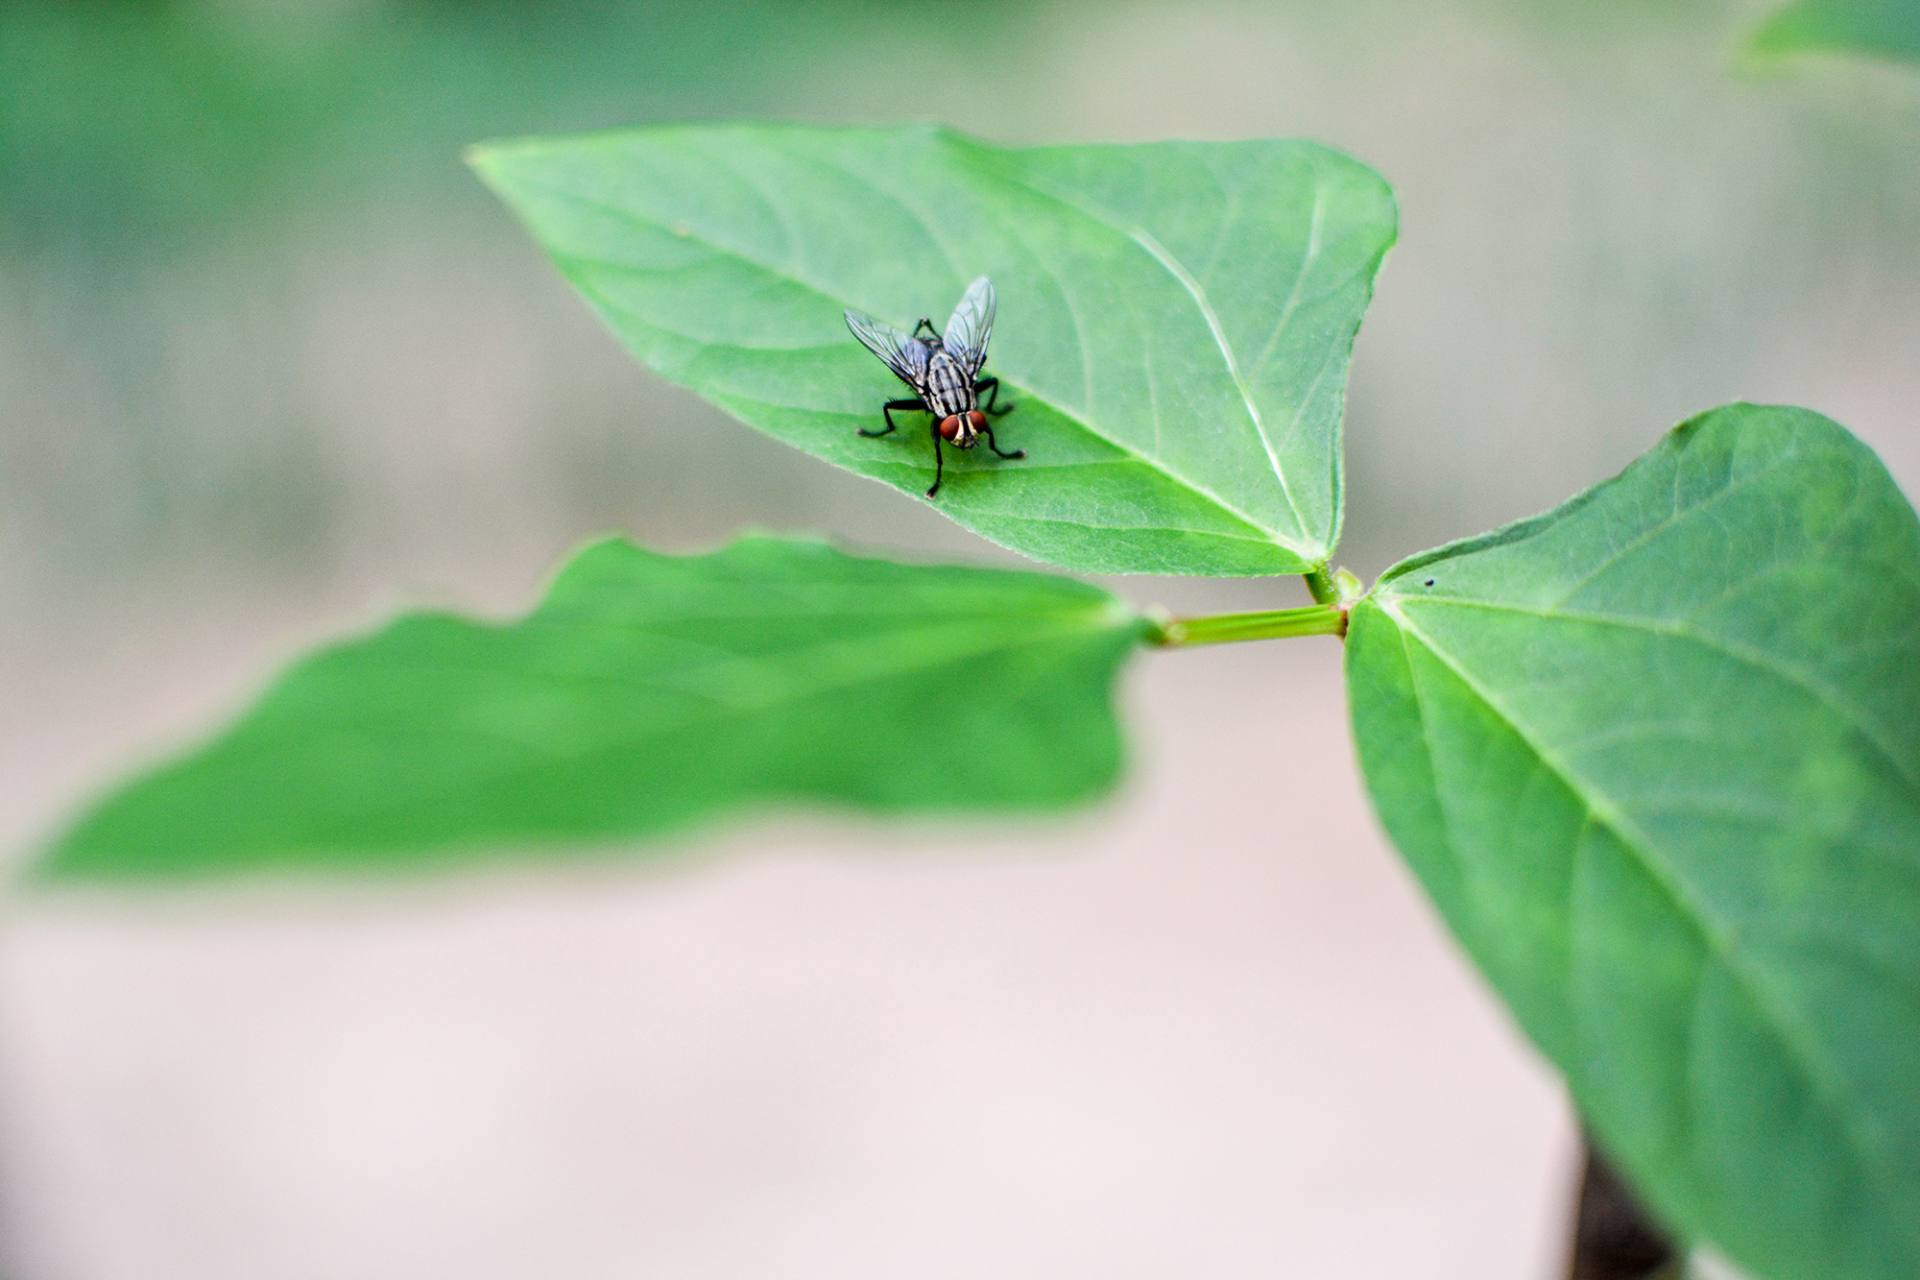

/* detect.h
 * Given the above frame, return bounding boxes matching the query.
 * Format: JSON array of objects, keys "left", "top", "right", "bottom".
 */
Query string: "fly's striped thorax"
[{"left": 922, "top": 352, "right": 974, "bottom": 417}]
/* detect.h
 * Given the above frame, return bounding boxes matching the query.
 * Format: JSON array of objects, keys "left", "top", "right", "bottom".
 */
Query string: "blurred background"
[{"left": 2, "top": 1, "right": 1915, "bottom": 1276}]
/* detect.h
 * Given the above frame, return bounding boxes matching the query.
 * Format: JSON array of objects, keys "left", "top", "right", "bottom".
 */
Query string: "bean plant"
[{"left": 37, "top": 34, "right": 1920, "bottom": 1280}]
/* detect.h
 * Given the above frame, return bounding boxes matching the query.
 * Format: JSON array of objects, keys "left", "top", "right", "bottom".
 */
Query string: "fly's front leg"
[
  {"left": 980, "top": 423, "right": 1024, "bottom": 461},
  {"left": 926, "top": 421, "right": 946, "bottom": 497},
  {"left": 861, "top": 397, "right": 922, "bottom": 438},
  {"left": 974, "top": 376, "right": 1014, "bottom": 417}
]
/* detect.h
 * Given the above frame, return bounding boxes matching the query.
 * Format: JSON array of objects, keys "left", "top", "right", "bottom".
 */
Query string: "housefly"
[{"left": 844, "top": 276, "right": 1021, "bottom": 497}]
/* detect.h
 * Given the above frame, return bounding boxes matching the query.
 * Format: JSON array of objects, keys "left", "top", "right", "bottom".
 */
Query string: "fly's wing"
[
  {"left": 844, "top": 309, "right": 932, "bottom": 390},
  {"left": 942, "top": 276, "right": 996, "bottom": 376}
]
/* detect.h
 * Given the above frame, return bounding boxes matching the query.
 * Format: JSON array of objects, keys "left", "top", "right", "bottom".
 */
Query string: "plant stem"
[
  {"left": 1303, "top": 563, "right": 1340, "bottom": 605},
  {"left": 1566, "top": 1139, "right": 1677, "bottom": 1280},
  {"left": 1152, "top": 602, "right": 1346, "bottom": 648}
]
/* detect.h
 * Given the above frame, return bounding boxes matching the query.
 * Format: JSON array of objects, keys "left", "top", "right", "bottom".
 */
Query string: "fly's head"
[{"left": 939, "top": 410, "right": 986, "bottom": 449}]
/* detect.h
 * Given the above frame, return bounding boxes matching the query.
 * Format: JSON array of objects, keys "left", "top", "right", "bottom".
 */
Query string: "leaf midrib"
[
  {"left": 967, "top": 154, "right": 1320, "bottom": 548},
  {"left": 1120, "top": 225, "right": 1309, "bottom": 536},
  {"left": 1375, "top": 598, "right": 1918, "bottom": 1249},
  {"left": 180, "top": 609, "right": 1137, "bottom": 852},
  {"left": 370, "top": 605, "right": 1129, "bottom": 725},
  {"left": 701, "top": 386, "right": 1296, "bottom": 551},
  {"left": 487, "top": 163, "right": 1316, "bottom": 560}
]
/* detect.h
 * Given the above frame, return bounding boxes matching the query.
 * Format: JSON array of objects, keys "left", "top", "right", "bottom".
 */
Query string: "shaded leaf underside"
[{"left": 44, "top": 537, "right": 1150, "bottom": 878}]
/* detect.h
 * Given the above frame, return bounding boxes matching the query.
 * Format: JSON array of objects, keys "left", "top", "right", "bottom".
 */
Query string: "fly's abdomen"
[{"left": 922, "top": 354, "right": 973, "bottom": 418}]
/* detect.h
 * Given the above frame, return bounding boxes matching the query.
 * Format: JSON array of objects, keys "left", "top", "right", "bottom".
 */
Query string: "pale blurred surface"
[
  {"left": 2, "top": 652, "right": 1572, "bottom": 1279},
  {"left": 2, "top": 0, "right": 1915, "bottom": 1276}
]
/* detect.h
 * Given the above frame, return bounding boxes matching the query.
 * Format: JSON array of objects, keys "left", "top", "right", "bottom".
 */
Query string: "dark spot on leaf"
[{"left": 1424, "top": 578, "right": 1435, "bottom": 587}]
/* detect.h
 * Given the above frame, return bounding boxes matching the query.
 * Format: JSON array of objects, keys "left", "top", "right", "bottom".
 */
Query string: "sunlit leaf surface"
[
  {"left": 474, "top": 124, "right": 1396, "bottom": 576},
  {"left": 1348, "top": 403, "right": 1920, "bottom": 1280}
]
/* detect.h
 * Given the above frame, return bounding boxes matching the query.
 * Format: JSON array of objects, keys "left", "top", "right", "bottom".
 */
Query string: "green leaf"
[
  {"left": 1749, "top": 0, "right": 1920, "bottom": 64},
  {"left": 41, "top": 536, "right": 1150, "bottom": 880},
  {"left": 471, "top": 124, "right": 1396, "bottom": 577},
  {"left": 1346, "top": 403, "right": 1920, "bottom": 1280}
]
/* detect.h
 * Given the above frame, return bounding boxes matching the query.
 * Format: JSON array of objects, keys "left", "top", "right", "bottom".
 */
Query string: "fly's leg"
[
  {"left": 912, "top": 318, "right": 940, "bottom": 342},
  {"left": 926, "top": 421, "right": 945, "bottom": 497},
  {"left": 980, "top": 423, "right": 1024, "bottom": 461},
  {"left": 861, "top": 397, "right": 922, "bottom": 438},
  {"left": 974, "top": 376, "right": 1014, "bottom": 417}
]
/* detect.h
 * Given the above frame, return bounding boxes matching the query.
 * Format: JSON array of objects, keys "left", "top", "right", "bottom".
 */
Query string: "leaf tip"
[
  {"left": 462, "top": 139, "right": 512, "bottom": 181},
  {"left": 463, "top": 136, "right": 546, "bottom": 192}
]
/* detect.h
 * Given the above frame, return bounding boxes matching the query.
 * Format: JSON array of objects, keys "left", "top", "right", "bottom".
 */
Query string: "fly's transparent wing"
[
  {"left": 943, "top": 276, "right": 996, "bottom": 376},
  {"left": 845, "top": 309, "right": 933, "bottom": 390}
]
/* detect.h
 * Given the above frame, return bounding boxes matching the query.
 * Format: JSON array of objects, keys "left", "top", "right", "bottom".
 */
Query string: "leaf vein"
[{"left": 1380, "top": 601, "right": 1918, "bottom": 1241}]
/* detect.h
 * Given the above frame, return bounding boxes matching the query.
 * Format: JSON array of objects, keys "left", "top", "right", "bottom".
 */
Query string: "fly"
[{"left": 844, "top": 275, "right": 1022, "bottom": 497}]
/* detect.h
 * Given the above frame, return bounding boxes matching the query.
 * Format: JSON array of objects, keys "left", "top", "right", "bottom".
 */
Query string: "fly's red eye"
[
  {"left": 967, "top": 410, "right": 987, "bottom": 430},
  {"left": 938, "top": 416, "right": 962, "bottom": 440}
]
